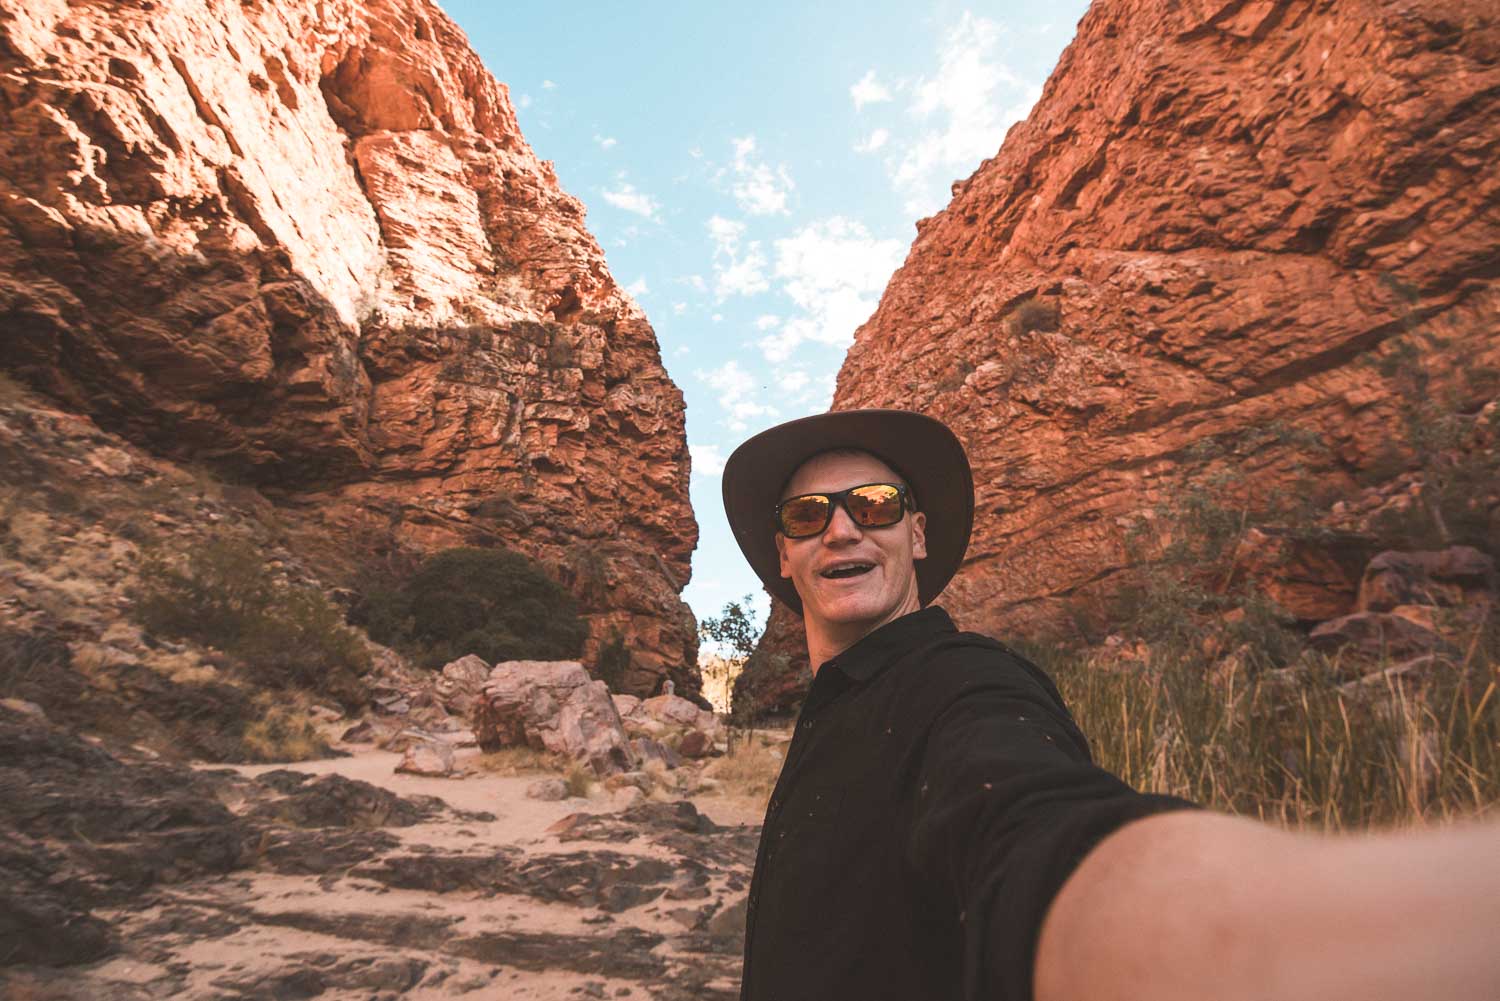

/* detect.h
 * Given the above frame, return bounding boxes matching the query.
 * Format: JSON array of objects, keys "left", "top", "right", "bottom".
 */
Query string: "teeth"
[{"left": 822, "top": 563, "right": 873, "bottom": 579}]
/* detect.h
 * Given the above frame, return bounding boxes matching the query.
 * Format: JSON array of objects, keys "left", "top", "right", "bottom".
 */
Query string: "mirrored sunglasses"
[{"left": 774, "top": 482, "right": 911, "bottom": 539}]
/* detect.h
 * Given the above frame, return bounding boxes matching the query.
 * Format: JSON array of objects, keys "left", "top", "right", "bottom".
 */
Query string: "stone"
[
  {"left": 603, "top": 771, "right": 649, "bottom": 792},
  {"left": 1308, "top": 612, "right": 1450, "bottom": 660},
  {"left": 339, "top": 720, "right": 382, "bottom": 744},
  {"left": 526, "top": 778, "right": 570, "bottom": 802},
  {"left": 630, "top": 737, "right": 681, "bottom": 771},
  {"left": 436, "top": 655, "right": 492, "bottom": 716},
  {"left": 0, "top": 0, "right": 701, "bottom": 699},
  {"left": 1359, "top": 547, "right": 1498, "bottom": 612},
  {"left": 396, "top": 738, "right": 457, "bottom": 778},
  {"left": 677, "top": 731, "right": 713, "bottom": 759},
  {"left": 740, "top": 0, "right": 1500, "bottom": 712},
  {"left": 475, "top": 661, "right": 635, "bottom": 776}
]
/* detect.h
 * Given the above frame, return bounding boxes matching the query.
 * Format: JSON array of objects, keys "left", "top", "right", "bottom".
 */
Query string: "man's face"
[{"left": 775, "top": 450, "right": 928, "bottom": 641}]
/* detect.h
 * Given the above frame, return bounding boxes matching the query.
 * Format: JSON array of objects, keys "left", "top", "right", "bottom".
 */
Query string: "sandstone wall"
[
  {"left": 0, "top": 0, "right": 699, "bottom": 693},
  {"left": 742, "top": 0, "right": 1499, "bottom": 711}
]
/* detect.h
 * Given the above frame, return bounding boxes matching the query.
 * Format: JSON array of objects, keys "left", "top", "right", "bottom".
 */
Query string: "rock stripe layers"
[
  {"left": 745, "top": 0, "right": 1499, "bottom": 710},
  {"left": 0, "top": 0, "right": 699, "bottom": 692}
]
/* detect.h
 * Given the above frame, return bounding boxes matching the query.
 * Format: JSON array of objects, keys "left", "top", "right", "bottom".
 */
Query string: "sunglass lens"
[
  {"left": 847, "top": 484, "right": 903, "bottom": 527},
  {"left": 780, "top": 495, "right": 831, "bottom": 537}
]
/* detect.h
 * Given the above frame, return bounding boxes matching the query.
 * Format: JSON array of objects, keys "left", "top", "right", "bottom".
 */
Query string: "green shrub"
[
  {"left": 132, "top": 535, "right": 369, "bottom": 707},
  {"left": 355, "top": 546, "right": 587, "bottom": 669}
]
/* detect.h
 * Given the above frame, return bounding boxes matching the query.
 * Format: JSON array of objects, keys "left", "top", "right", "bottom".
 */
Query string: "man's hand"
[{"left": 1035, "top": 810, "right": 1500, "bottom": 1001}]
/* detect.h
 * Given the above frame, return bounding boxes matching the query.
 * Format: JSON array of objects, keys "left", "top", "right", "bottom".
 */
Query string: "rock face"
[
  {"left": 0, "top": 0, "right": 697, "bottom": 694},
  {"left": 742, "top": 0, "right": 1499, "bottom": 709}
]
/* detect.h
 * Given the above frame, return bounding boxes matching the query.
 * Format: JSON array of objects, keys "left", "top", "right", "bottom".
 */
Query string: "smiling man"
[{"left": 722, "top": 408, "right": 1500, "bottom": 1001}]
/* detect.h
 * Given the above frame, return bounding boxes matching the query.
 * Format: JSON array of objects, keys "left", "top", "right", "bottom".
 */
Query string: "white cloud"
[
  {"left": 601, "top": 183, "right": 660, "bottom": 220},
  {"left": 672, "top": 302, "right": 687, "bottom": 315},
  {"left": 706, "top": 215, "right": 769, "bottom": 299},
  {"left": 595, "top": 134, "right": 618, "bottom": 150},
  {"left": 517, "top": 93, "right": 533, "bottom": 109},
  {"left": 711, "top": 313, "right": 724, "bottom": 323},
  {"left": 780, "top": 370, "right": 810, "bottom": 394},
  {"left": 723, "top": 135, "right": 794, "bottom": 216},
  {"left": 541, "top": 79, "right": 557, "bottom": 90},
  {"left": 681, "top": 274, "right": 708, "bottom": 293},
  {"left": 891, "top": 12, "right": 1038, "bottom": 217},
  {"left": 850, "top": 69, "right": 894, "bottom": 110},
  {"left": 696, "top": 360, "right": 777, "bottom": 432},
  {"left": 690, "top": 444, "right": 726, "bottom": 479},
  {"left": 854, "top": 128, "right": 890, "bottom": 154},
  {"left": 625, "top": 277, "right": 649, "bottom": 297},
  {"left": 754, "top": 314, "right": 780, "bottom": 331},
  {"left": 759, "top": 217, "right": 905, "bottom": 363}
]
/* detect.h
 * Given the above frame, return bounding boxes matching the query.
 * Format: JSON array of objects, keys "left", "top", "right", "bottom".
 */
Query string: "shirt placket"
[{"left": 741, "top": 673, "right": 840, "bottom": 997}]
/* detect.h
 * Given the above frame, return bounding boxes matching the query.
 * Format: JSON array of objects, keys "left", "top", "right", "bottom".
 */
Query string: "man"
[{"left": 722, "top": 408, "right": 1499, "bottom": 1001}]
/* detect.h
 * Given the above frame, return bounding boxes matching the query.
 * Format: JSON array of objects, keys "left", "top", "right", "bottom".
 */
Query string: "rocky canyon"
[
  {"left": 0, "top": 0, "right": 698, "bottom": 694},
  {"left": 742, "top": 0, "right": 1499, "bottom": 713}
]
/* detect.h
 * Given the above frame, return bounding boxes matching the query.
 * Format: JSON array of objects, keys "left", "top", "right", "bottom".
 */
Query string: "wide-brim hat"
[{"left": 721, "top": 408, "right": 973, "bottom": 614}]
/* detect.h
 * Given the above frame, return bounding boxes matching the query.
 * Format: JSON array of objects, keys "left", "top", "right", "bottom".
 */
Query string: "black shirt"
[{"left": 740, "top": 606, "right": 1197, "bottom": 1001}]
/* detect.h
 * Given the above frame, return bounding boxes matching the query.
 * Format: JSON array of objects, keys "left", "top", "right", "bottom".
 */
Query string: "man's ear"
[
  {"left": 775, "top": 533, "right": 792, "bottom": 578},
  {"left": 910, "top": 511, "right": 928, "bottom": 560}
]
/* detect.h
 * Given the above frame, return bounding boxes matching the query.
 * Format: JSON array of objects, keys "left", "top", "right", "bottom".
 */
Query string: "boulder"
[
  {"left": 630, "top": 694, "right": 727, "bottom": 752},
  {"left": 611, "top": 694, "right": 643, "bottom": 721},
  {"left": 1358, "top": 547, "right": 1497, "bottom": 612},
  {"left": 435, "top": 655, "right": 491, "bottom": 716},
  {"left": 395, "top": 738, "right": 456, "bottom": 778},
  {"left": 474, "top": 661, "right": 634, "bottom": 777},
  {"left": 1308, "top": 612, "right": 1450, "bottom": 661},
  {"left": 677, "top": 730, "right": 714, "bottom": 759},
  {"left": 525, "top": 778, "right": 569, "bottom": 802}
]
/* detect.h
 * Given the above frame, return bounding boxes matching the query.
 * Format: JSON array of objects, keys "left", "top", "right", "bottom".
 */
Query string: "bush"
[
  {"left": 354, "top": 546, "right": 587, "bottom": 669},
  {"left": 132, "top": 535, "right": 369, "bottom": 707}
]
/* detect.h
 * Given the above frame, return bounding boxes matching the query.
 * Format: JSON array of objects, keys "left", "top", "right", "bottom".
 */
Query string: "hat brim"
[{"left": 721, "top": 409, "right": 973, "bottom": 615}]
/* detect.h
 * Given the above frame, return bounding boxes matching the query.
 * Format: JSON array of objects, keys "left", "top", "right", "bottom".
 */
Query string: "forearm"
[{"left": 1034, "top": 810, "right": 1500, "bottom": 1001}]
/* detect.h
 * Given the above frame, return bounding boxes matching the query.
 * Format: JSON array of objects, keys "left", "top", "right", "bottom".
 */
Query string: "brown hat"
[{"left": 721, "top": 408, "right": 973, "bottom": 614}]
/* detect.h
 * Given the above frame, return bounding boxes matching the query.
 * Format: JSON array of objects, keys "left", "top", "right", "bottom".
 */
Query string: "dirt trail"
[{"left": 2, "top": 725, "right": 763, "bottom": 1001}]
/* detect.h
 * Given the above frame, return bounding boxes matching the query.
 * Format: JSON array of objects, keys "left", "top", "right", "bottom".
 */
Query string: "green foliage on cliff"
[{"left": 354, "top": 546, "right": 587, "bottom": 669}]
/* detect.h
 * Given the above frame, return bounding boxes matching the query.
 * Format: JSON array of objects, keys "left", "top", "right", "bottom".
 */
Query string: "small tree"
[{"left": 700, "top": 594, "right": 763, "bottom": 748}]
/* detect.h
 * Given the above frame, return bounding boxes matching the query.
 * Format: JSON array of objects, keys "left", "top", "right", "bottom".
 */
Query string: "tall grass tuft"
[{"left": 1030, "top": 622, "right": 1499, "bottom": 830}]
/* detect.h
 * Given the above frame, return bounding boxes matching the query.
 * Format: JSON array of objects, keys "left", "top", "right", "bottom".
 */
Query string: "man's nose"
[{"left": 822, "top": 502, "right": 863, "bottom": 543}]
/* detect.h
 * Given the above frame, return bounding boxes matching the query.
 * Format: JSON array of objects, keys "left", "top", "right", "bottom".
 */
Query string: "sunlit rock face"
[
  {"left": 0, "top": 0, "right": 699, "bottom": 694},
  {"left": 740, "top": 0, "right": 1499, "bottom": 712}
]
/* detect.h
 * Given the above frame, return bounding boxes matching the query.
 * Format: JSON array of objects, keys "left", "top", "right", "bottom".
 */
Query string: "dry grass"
[
  {"left": 702, "top": 730, "right": 789, "bottom": 808},
  {"left": 1039, "top": 628, "right": 1500, "bottom": 831},
  {"left": 564, "top": 762, "right": 596, "bottom": 798},
  {"left": 477, "top": 745, "right": 564, "bottom": 776},
  {"left": 241, "top": 693, "right": 329, "bottom": 763}
]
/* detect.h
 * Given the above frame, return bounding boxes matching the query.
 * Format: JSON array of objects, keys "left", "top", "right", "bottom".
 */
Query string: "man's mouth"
[{"left": 820, "top": 562, "right": 875, "bottom": 580}]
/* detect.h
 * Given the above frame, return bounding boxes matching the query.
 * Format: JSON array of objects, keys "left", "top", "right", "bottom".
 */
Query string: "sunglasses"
[{"left": 774, "top": 482, "right": 912, "bottom": 539}]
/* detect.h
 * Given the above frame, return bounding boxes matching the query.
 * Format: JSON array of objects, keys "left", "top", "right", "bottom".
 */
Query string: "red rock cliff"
[
  {"left": 744, "top": 0, "right": 1499, "bottom": 711},
  {"left": 0, "top": 0, "right": 699, "bottom": 693}
]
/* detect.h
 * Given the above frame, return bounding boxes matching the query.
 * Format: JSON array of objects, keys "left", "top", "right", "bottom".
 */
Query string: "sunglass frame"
[{"left": 773, "top": 482, "right": 912, "bottom": 539}]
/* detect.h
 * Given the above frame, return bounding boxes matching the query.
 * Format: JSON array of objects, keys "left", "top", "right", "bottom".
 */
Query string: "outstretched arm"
[{"left": 1035, "top": 810, "right": 1500, "bottom": 1001}]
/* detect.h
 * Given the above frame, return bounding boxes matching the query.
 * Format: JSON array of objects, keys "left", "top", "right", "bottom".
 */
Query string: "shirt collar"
[{"left": 822, "top": 605, "right": 956, "bottom": 684}]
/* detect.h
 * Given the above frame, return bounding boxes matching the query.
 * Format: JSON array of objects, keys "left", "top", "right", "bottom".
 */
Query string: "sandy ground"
[{"left": 6, "top": 741, "right": 766, "bottom": 1000}]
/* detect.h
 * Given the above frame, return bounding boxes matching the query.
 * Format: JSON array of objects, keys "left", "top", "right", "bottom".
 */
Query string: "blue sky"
[{"left": 441, "top": 1, "right": 1090, "bottom": 638}]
